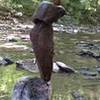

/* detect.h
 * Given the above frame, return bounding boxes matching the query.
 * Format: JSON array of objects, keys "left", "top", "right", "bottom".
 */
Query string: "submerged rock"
[
  {"left": 16, "top": 59, "right": 76, "bottom": 74},
  {"left": 71, "top": 91, "right": 86, "bottom": 100},
  {"left": 96, "top": 66, "right": 100, "bottom": 73},
  {"left": 0, "top": 57, "right": 7, "bottom": 65},
  {"left": 79, "top": 50, "right": 94, "bottom": 57},
  {"left": 56, "top": 61, "right": 76, "bottom": 73},
  {"left": 0, "top": 57, "right": 14, "bottom": 66},
  {"left": 6, "top": 35, "right": 20, "bottom": 42},
  {"left": 79, "top": 67, "right": 98, "bottom": 77},
  {"left": 16, "top": 58, "right": 38, "bottom": 73},
  {"left": 3, "top": 57, "right": 14, "bottom": 65},
  {"left": 83, "top": 76, "right": 100, "bottom": 80},
  {"left": 20, "top": 34, "right": 30, "bottom": 41},
  {"left": 76, "top": 42, "right": 100, "bottom": 60}
]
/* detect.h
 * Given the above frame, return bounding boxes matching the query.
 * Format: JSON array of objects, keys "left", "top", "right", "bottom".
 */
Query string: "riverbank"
[
  {"left": 0, "top": 11, "right": 100, "bottom": 100},
  {"left": 0, "top": 13, "right": 100, "bottom": 35}
]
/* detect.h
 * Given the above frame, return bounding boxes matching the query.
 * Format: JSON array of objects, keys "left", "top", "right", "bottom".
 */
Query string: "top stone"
[{"left": 33, "top": 1, "right": 65, "bottom": 24}]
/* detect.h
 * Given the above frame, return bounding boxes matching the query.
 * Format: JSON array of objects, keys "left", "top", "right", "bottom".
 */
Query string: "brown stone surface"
[{"left": 30, "top": 1, "right": 65, "bottom": 81}]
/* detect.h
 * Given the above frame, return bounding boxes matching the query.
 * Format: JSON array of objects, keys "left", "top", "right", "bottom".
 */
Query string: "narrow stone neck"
[{"left": 35, "top": 22, "right": 53, "bottom": 30}]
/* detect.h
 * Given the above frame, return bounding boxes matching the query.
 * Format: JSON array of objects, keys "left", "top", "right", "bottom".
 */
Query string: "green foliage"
[
  {"left": 0, "top": 0, "right": 40, "bottom": 16},
  {"left": 61, "top": 0, "right": 100, "bottom": 25},
  {"left": 0, "top": 0, "right": 100, "bottom": 24},
  {"left": 9, "top": 0, "right": 40, "bottom": 16}
]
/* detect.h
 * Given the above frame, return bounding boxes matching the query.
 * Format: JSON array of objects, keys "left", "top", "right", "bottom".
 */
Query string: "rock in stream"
[{"left": 16, "top": 59, "right": 76, "bottom": 74}]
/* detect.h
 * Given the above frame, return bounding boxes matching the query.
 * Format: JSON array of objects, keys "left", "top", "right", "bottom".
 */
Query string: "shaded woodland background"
[{"left": 0, "top": 0, "right": 100, "bottom": 25}]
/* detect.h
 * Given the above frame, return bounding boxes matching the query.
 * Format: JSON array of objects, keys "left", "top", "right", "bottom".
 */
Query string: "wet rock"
[
  {"left": 16, "top": 59, "right": 62, "bottom": 73},
  {"left": 71, "top": 91, "right": 86, "bottom": 100},
  {"left": 12, "top": 76, "right": 51, "bottom": 100},
  {"left": 3, "top": 57, "right": 14, "bottom": 65},
  {"left": 56, "top": 61, "right": 76, "bottom": 73},
  {"left": 16, "top": 59, "right": 59, "bottom": 73},
  {"left": 0, "top": 57, "right": 14, "bottom": 66},
  {"left": 93, "top": 54, "right": 99, "bottom": 60},
  {"left": 20, "top": 34, "right": 30, "bottom": 41},
  {"left": 6, "top": 35, "right": 20, "bottom": 42},
  {"left": 53, "top": 24, "right": 100, "bottom": 34},
  {"left": 0, "top": 57, "right": 7, "bottom": 65},
  {"left": 8, "top": 38, "right": 18, "bottom": 42},
  {"left": 28, "top": 48, "right": 34, "bottom": 53},
  {"left": 53, "top": 63, "right": 60, "bottom": 73},
  {"left": 77, "top": 42, "right": 100, "bottom": 50},
  {"left": 16, "top": 60, "right": 60, "bottom": 73},
  {"left": 16, "top": 59, "right": 39, "bottom": 73},
  {"left": 16, "top": 59, "right": 76, "bottom": 74},
  {"left": 17, "top": 24, "right": 33, "bottom": 29},
  {"left": 79, "top": 67, "right": 97, "bottom": 76},
  {"left": 83, "top": 76, "right": 100, "bottom": 80},
  {"left": 14, "top": 12, "right": 23, "bottom": 18},
  {"left": 79, "top": 50, "right": 94, "bottom": 57},
  {"left": 96, "top": 66, "right": 100, "bottom": 73},
  {"left": 76, "top": 42, "right": 100, "bottom": 60},
  {"left": 53, "top": 61, "right": 76, "bottom": 73},
  {"left": 79, "top": 50, "right": 100, "bottom": 61},
  {"left": 12, "top": 18, "right": 19, "bottom": 24}
]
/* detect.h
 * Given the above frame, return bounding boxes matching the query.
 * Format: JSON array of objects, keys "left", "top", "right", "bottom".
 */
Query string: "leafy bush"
[
  {"left": 0, "top": 0, "right": 100, "bottom": 24},
  {"left": 61, "top": 0, "right": 100, "bottom": 25},
  {"left": 0, "top": 0, "right": 40, "bottom": 16}
]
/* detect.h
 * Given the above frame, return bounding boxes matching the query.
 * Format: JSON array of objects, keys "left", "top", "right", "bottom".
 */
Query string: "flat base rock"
[
  {"left": 76, "top": 42, "right": 100, "bottom": 60},
  {"left": 12, "top": 76, "right": 52, "bottom": 100},
  {"left": 16, "top": 59, "right": 76, "bottom": 74},
  {"left": 16, "top": 59, "right": 39, "bottom": 73}
]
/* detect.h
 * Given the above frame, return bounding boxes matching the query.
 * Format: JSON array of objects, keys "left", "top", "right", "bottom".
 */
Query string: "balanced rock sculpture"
[
  {"left": 12, "top": 1, "right": 65, "bottom": 100},
  {"left": 30, "top": 1, "right": 65, "bottom": 82}
]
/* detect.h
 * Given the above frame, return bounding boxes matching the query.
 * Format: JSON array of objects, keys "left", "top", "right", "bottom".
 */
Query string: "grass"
[
  {"left": 0, "top": 32, "right": 100, "bottom": 100},
  {"left": 0, "top": 65, "right": 100, "bottom": 100}
]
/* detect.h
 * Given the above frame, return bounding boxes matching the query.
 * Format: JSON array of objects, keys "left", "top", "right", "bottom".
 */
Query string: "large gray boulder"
[
  {"left": 16, "top": 59, "right": 38, "bottom": 73},
  {"left": 12, "top": 76, "right": 51, "bottom": 100}
]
